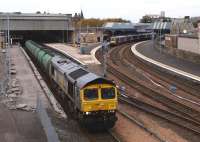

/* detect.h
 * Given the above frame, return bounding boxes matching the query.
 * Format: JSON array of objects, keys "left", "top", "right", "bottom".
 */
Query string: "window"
[
  {"left": 69, "top": 68, "right": 88, "bottom": 80},
  {"left": 101, "top": 87, "right": 115, "bottom": 99},
  {"left": 84, "top": 89, "right": 98, "bottom": 101}
]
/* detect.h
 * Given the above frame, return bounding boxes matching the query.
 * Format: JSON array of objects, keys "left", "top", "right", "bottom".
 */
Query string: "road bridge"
[{"left": 0, "top": 13, "right": 73, "bottom": 42}]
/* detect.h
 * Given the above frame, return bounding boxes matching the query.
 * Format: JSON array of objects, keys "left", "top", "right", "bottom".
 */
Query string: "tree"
[
  {"left": 36, "top": 11, "right": 41, "bottom": 14},
  {"left": 75, "top": 18, "right": 130, "bottom": 28},
  {"left": 140, "top": 15, "right": 153, "bottom": 23}
]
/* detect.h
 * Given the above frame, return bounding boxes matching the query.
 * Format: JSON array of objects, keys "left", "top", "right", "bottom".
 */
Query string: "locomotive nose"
[{"left": 97, "top": 103, "right": 105, "bottom": 109}]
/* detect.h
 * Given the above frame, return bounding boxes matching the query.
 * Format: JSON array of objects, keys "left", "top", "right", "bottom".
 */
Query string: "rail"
[{"left": 119, "top": 95, "right": 200, "bottom": 135}]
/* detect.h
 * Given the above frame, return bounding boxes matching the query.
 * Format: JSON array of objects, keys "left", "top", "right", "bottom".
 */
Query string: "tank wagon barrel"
[
  {"left": 25, "top": 40, "right": 55, "bottom": 73},
  {"left": 24, "top": 40, "right": 118, "bottom": 130}
]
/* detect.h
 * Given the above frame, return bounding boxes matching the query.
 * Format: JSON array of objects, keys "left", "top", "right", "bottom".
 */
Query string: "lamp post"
[
  {"left": 102, "top": 40, "right": 109, "bottom": 77},
  {"left": 198, "top": 23, "right": 200, "bottom": 54},
  {"left": 159, "top": 25, "right": 162, "bottom": 54},
  {"left": 7, "top": 13, "right": 11, "bottom": 83},
  {"left": 152, "top": 31, "right": 155, "bottom": 48},
  {"left": 66, "top": 19, "right": 69, "bottom": 43}
]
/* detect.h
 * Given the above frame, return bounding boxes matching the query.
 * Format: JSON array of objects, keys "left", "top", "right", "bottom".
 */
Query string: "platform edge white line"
[
  {"left": 90, "top": 45, "right": 101, "bottom": 65},
  {"left": 131, "top": 41, "right": 200, "bottom": 82}
]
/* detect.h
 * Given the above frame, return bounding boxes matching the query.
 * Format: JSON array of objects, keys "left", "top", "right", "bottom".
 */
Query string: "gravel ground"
[{"left": 47, "top": 109, "right": 89, "bottom": 142}]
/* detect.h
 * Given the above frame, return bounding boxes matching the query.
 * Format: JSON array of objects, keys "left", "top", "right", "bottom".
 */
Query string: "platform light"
[{"left": 183, "top": 30, "right": 187, "bottom": 34}]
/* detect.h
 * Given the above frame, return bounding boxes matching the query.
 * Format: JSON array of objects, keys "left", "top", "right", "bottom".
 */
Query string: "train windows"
[
  {"left": 101, "top": 87, "right": 115, "bottom": 99},
  {"left": 84, "top": 89, "right": 98, "bottom": 101}
]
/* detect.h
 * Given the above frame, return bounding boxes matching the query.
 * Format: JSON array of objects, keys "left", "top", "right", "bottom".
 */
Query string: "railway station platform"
[
  {"left": 0, "top": 45, "right": 48, "bottom": 142},
  {"left": 45, "top": 43, "right": 104, "bottom": 75},
  {"left": 132, "top": 41, "right": 200, "bottom": 82},
  {"left": 0, "top": 45, "right": 68, "bottom": 142}
]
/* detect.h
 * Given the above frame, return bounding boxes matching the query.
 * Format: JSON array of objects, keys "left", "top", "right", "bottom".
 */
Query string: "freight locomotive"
[{"left": 25, "top": 40, "right": 118, "bottom": 129}]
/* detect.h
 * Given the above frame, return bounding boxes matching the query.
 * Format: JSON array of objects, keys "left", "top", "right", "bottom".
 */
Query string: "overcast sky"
[{"left": 1, "top": 0, "right": 200, "bottom": 22}]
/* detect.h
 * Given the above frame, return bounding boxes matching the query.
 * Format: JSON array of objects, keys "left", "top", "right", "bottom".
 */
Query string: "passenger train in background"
[
  {"left": 25, "top": 40, "right": 118, "bottom": 129},
  {"left": 110, "top": 33, "right": 153, "bottom": 46}
]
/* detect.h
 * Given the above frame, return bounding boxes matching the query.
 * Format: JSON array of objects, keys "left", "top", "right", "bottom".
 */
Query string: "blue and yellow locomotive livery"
[{"left": 25, "top": 40, "right": 118, "bottom": 129}]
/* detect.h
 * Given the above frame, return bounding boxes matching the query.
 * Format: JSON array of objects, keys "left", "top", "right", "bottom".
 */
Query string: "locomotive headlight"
[{"left": 85, "top": 112, "right": 91, "bottom": 115}]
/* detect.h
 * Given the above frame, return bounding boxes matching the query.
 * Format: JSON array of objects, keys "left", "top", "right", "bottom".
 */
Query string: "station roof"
[
  {"left": 0, "top": 12, "right": 73, "bottom": 31},
  {"left": 103, "top": 22, "right": 136, "bottom": 30},
  {"left": 149, "top": 22, "right": 171, "bottom": 30},
  {"left": 149, "top": 18, "right": 194, "bottom": 32},
  {"left": 0, "top": 12, "right": 72, "bottom": 20}
]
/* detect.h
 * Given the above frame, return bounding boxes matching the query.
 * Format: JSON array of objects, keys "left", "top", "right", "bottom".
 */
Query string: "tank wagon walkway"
[{"left": 133, "top": 41, "right": 200, "bottom": 79}]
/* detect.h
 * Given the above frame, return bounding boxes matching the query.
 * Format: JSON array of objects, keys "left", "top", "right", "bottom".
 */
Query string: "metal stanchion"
[{"left": 102, "top": 41, "right": 109, "bottom": 77}]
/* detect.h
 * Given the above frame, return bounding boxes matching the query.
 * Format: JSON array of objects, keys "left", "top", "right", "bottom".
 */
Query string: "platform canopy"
[{"left": 103, "top": 22, "right": 136, "bottom": 31}]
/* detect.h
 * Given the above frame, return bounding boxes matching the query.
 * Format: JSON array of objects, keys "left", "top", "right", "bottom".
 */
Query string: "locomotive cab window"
[
  {"left": 84, "top": 88, "right": 98, "bottom": 101},
  {"left": 101, "top": 87, "right": 115, "bottom": 99}
]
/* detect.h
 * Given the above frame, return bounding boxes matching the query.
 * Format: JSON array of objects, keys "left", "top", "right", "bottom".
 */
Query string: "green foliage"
[
  {"left": 140, "top": 16, "right": 153, "bottom": 23},
  {"left": 75, "top": 18, "right": 130, "bottom": 27}
]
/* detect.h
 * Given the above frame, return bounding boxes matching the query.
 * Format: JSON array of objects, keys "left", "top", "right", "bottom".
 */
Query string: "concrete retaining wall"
[
  {"left": 155, "top": 44, "right": 200, "bottom": 64},
  {"left": 178, "top": 37, "right": 200, "bottom": 54},
  {"left": 80, "top": 43, "right": 101, "bottom": 54}
]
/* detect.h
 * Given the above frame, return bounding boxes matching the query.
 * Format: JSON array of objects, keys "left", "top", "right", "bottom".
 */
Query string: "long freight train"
[{"left": 24, "top": 40, "right": 118, "bottom": 129}]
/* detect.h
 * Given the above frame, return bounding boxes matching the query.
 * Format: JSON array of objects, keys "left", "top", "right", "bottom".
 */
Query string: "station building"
[
  {"left": 102, "top": 22, "right": 152, "bottom": 40},
  {"left": 162, "top": 20, "right": 200, "bottom": 64}
]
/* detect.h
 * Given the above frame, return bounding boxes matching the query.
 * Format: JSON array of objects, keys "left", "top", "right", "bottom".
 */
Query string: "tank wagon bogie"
[{"left": 25, "top": 40, "right": 118, "bottom": 129}]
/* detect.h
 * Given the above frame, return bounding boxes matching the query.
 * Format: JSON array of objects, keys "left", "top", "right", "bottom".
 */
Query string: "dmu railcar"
[
  {"left": 110, "top": 33, "right": 152, "bottom": 46},
  {"left": 25, "top": 40, "right": 118, "bottom": 129}
]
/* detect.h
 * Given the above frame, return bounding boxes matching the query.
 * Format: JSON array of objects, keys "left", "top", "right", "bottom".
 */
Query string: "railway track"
[
  {"left": 121, "top": 44, "right": 200, "bottom": 114},
  {"left": 124, "top": 42, "right": 200, "bottom": 100},
  {"left": 100, "top": 45, "right": 200, "bottom": 119},
  {"left": 119, "top": 95, "right": 200, "bottom": 135},
  {"left": 107, "top": 63, "right": 200, "bottom": 134},
  {"left": 112, "top": 44, "right": 200, "bottom": 112},
  {"left": 117, "top": 109, "right": 167, "bottom": 142},
  {"left": 80, "top": 127, "right": 120, "bottom": 142},
  {"left": 96, "top": 43, "right": 200, "bottom": 135}
]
